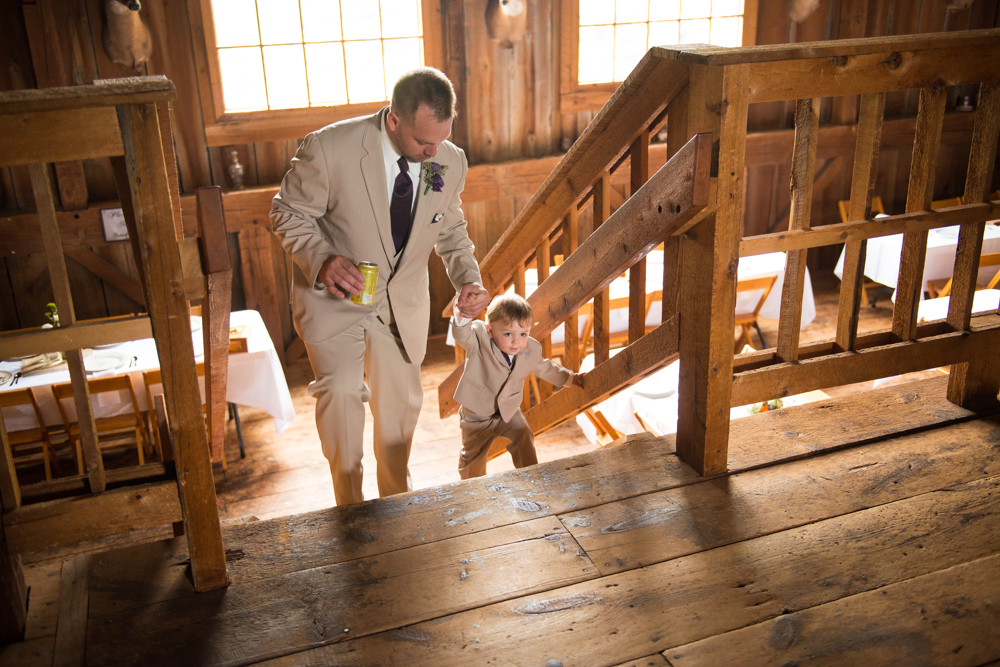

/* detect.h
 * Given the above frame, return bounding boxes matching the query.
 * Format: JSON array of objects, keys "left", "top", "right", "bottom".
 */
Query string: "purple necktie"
[{"left": 390, "top": 155, "right": 413, "bottom": 253}]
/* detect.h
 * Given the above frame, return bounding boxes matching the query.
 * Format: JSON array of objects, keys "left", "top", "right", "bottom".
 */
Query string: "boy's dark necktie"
[{"left": 390, "top": 155, "right": 413, "bottom": 253}]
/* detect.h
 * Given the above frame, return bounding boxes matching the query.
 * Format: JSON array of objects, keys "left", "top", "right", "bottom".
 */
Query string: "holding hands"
[{"left": 455, "top": 282, "right": 489, "bottom": 318}]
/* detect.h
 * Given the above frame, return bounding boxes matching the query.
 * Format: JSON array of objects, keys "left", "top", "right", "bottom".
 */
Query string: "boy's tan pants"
[{"left": 458, "top": 407, "right": 537, "bottom": 479}]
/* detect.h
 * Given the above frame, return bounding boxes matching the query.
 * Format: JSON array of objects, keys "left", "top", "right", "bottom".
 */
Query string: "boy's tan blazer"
[
  {"left": 270, "top": 109, "right": 481, "bottom": 365},
  {"left": 452, "top": 320, "right": 573, "bottom": 422}
]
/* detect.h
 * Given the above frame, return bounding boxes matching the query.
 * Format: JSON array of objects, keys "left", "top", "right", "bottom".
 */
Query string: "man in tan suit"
[{"left": 271, "top": 68, "right": 488, "bottom": 505}]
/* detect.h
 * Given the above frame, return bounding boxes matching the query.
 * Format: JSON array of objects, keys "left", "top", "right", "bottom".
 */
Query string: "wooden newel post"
[{"left": 115, "top": 102, "right": 229, "bottom": 592}]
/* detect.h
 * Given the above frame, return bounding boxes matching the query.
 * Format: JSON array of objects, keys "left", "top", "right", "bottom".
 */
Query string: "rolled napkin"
[{"left": 20, "top": 352, "right": 66, "bottom": 376}]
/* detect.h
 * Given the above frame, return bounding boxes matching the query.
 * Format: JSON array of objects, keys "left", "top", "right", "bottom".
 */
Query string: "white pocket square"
[{"left": 432, "top": 213, "right": 444, "bottom": 223}]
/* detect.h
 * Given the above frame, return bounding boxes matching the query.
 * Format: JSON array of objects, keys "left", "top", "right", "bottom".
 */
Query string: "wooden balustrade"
[{"left": 438, "top": 29, "right": 1000, "bottom": 478}]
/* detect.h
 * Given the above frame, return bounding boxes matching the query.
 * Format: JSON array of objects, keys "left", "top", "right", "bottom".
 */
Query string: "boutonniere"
[{"left": 421, "top": 162, "right": 448, "bottom": 195}]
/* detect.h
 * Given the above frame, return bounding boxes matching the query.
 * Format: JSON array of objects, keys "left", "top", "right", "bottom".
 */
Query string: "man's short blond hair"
[{"left": 486, "top": 293, "right": 533, "bottom": 326}]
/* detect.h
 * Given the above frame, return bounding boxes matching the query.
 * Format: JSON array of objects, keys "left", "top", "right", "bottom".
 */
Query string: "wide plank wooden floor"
[{"left": 5, "top": 373, "right": 999, "bottom": 666}]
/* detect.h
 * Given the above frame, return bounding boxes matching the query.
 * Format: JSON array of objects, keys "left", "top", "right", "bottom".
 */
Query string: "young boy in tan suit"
[{"left": 451, "top": 294, "right": 584, "bottom": 479}]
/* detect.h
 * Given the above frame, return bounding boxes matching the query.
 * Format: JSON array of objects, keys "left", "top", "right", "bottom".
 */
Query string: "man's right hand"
[{"left": 317, "top": 256, "right": 365, "bottom": 299}]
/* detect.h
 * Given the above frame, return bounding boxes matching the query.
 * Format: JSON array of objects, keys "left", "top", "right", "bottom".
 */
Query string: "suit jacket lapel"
[{"left": 360, "top": 110, "right": 396, "bottom": 265}]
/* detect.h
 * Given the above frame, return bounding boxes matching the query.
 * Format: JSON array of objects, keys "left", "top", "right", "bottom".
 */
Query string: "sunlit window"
[
  {"left": 578, "top": 0, "right": 743, "bottom": 84},
  {"left": 210, "top": 0, "right": 424, "bottom": 112}
]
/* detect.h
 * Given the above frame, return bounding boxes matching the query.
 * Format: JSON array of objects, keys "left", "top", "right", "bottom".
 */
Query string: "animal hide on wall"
[
  {"left": 486, "top": 0, "right": 527, "bottom": 48},
  {"left": 788, "top": 0, "right": 820, "bottom": 23},
  {"left": 103, "top": 0, "right": 152, "bottom": 70}
]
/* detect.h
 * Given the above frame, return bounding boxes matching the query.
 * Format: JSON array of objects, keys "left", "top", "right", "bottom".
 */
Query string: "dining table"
[
  {"left": 833, "top": 223, "right": 1000, "bottom": 298},
  {"left": 0, "top": 309, "right": 295, "bottom": 436}
]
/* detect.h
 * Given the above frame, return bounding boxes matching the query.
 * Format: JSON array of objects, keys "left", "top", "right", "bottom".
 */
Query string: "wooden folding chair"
[
  {"left": 0, "top": 388, "right": 62, "bottom": 481},
  {"left": 734, "top": 275, "right": 778, "bottom": 352},
  {"left": 930, "top": 196, "right": 963, "bottom": 209},
  {"left": 838, "top": 196, "right": 886, "bottom": 307},
  {"left": 927, "top": 252, "right": 1000, "bottom": 299},
  {"left": 582, "top": 408, "right": 621, "bottom": 446},
  {"left": 52, "top": 374, "right": 147, "bottom": 472}
]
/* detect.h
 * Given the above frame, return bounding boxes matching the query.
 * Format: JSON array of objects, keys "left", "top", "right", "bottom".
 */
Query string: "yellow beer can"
[{"left": 352, "top": 261, "right": 378, "bottom": 305}]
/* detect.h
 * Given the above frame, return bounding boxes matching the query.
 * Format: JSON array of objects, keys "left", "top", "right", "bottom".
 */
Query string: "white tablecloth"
[
  {"left": 833, "top": 224, "right": 1000, "bottom": 296},
  {"left": 916, "top": 289, "right": 1000, "bottom": 322},
  {"left": 447, "top": 250, "right": 816, "bottom": 346},
  {"left": 0, "top": 310, "right": 295, "bottom": 435}
]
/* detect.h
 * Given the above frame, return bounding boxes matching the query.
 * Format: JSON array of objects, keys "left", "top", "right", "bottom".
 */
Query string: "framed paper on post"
[{"left": 101, "top": 208, "right": 129, "bottom": 242}]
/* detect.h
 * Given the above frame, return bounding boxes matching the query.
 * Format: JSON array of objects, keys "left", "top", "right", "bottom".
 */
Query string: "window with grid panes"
[
  {"left": 209, "top": 0, "right": 427, "bottom": 112},
  {"left": 578, "top": 0, "right": 744, "bottom": 84}
]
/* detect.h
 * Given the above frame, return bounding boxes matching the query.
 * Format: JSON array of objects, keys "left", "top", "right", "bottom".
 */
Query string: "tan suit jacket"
[
  {"left": 270, "top": 109, "right": 481, "bottom": 365},
  {"left": 452, "top": 320, "right": 573, "bottom": 422}
]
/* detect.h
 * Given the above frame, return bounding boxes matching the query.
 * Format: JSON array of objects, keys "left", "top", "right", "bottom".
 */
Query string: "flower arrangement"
[
  {"left": 43, "top": 302, "right": 59, "bottom": 328},
  {"left": 421, "top": 162, "right": 448, "bottom": 195},
  {"left": 748, "top": 398, "right": 784, "bottom": 414}
]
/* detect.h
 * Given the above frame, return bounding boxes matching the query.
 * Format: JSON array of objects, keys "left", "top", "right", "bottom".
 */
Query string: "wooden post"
[
  {"left": 0, "top": 530, "right": 26, "bottom": 644},
  {"left": 593, "top": 172, "right": 612, "bottom": 364},
  {"left": 892, "top": 86, "right": 947, "bottom": 342},
  {"left": 628, "top": 130, "right": 650, "bottom": 345},
  {"left": 562, "top": 209, "right": 580, "bottom": 372},
  {"left": 536, "top": 236, "right": 553, "bottom": 400},
  {"left": 29, "top": 162, "right": 106, "bottom": 493},
  {"left": 835, "top": 92, "right": 886, "bottom": 353},
  {"left": 0, "top": 406, "right": 20, "bottom": 510},
  {"left": 116, "top": 102, "right": 228, "bottom": 592},
  {"left": 948, "top": 82, "right": 1000, "bottom": 407},
  {"left": 197, "top": 187, "right": 233, "bottom": 464},
  {"left": 676, "top": 64, "right": 749, "bottom": 477},
  {"left": 776, "top": 97, "right": 820, "bottom": 362}
]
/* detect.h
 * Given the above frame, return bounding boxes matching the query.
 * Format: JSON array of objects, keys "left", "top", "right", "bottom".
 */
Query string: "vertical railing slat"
[
  {"left": 628, "top": 130, "right": 651, "bottom": 345},
  {"left": 835, "top": 91, "right": 886, "bottom": 353},
  {"left": 536, "top": 236, "right": 553, "bottom": 400},
  {"left": 562, "top": 209, "right": 581, "bottom": 371},
  {"left": 892, "top": 86, "right": 947, "bottom": 341},
  {"left": 776, "top": 97, "right": 820, "bottom": 361},
  {"left": 593, "top": 172, "right": 612, "bottom": 364}
]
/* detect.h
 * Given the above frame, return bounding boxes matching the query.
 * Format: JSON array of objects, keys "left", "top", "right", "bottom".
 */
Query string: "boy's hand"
[
  {"left": 572, "top": 372, "right": 586, "bottom": 388},
  {"left": 456, "top": 282, "right": 489, "bottom": 318}
]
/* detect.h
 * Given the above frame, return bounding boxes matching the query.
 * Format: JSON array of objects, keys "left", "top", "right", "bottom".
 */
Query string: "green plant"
[{"left": 45, "top": 302, "right": 59, "bottom": 326}]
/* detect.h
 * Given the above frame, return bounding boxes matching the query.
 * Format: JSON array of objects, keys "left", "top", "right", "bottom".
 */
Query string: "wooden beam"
[
  {"left": 2, "top": 481, "right": 182, "bottom": 556},
  {"left": 732, "top": 317, "right": 1000, "bottom": 406},
  {"left": 0, "top": 107, "right": 124, "bottom": 166},
  {"left": 0, "top": 315, "right": 152, "bottom": 360},
  {"left": 948, "top": 81, "right": 1000, "bottom": 408},
  {"left": 776, "top": 97, "right": 820, "bottom": 363},
  {"left": 64, "top": 246, "right": 145, "bottom": 305},
  {"left": 116, "top": 101, "right": 228, "bottom": 592},
  {"left": 52, "top": 555, "right": 90, "bottom": 667},
  {"left": 892, "top": 86, "right": 947, "bottom": 342},
  {"left": 740, "top": 203, "right": 1000, "bottom": 256},
  {"left": 525, "top": 315, "right": 679, "bottom": 436},
  {"left": 0, "top": 77, "right": 176, "bottom": 113},
  {"left": 676, "top": 64, "right": 749, "bottom": 477},
  {"left": 835, "top": 92, "right": 885, "bottom": 353}
]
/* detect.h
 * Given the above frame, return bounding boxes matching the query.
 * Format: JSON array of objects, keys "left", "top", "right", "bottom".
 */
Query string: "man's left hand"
[{"left": 456, "top": 282, "right": 489, "bottom": 318}]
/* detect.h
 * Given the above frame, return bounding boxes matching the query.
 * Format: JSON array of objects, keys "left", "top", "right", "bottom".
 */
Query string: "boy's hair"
[{"left": 486, "top": 294, "right": 533, "bottom": 326}]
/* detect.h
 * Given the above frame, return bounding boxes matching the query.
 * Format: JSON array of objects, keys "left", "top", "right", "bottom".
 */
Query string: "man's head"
[
  {"left": 485, "top": 294, "right": 533, "bottom": 356},
  {"left": 386, "top": 67, "right": 456, "bottom": 163}
]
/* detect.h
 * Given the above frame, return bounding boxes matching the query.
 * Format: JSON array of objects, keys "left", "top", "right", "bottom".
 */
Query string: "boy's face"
[{"left": 486, "top": 319, "right": 531, "bottom": 356}]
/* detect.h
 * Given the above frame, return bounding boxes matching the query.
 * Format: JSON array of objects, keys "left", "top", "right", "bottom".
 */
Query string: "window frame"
[
  {"left": 189, "top": 0, "right": 445, "bottom": 146},
  {"left": 559, "top": 0, "right": 758, "bottom": 114}
]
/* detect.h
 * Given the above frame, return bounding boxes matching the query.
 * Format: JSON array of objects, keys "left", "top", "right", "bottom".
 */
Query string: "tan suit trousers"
[
  {"left": 305, "top": 311, "right": 422, "bottom": 505},
  {"left": 458, "top": 407, "right": 537, "bottom": 479}
]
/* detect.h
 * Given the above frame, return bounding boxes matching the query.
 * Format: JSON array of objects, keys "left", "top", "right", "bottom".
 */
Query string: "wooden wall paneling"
[
  {"left": 835, "top": 92, "right": 886, "bottom": 353},
  {"left": 0, "top": 0, "right": 35, "bottom": 91},
  {"left": 28, "top": 162, "right": 107, "bottom": 493},
  {"left": 252, "top": 140, "right": 290, "bottom": 187},
  {"left": 90, "top": 243, "right": 145, "bottom": 315},
  {"left": 745, "top": 0, "right": 788, "bottom": 132},
  {"left": 4, "top": 254, "right": 53, "bottom": 329},
  {"left": 207, "top": 146, "right": 226, "bottom": 190},
  {"left": 238, "top": 224, "right": 287, "bottom": 369},
  {"left": 220, "top": 145, "right": 256, "bottom": 190},
  {"left": 592, "top": 172, "right": 611, "bottom": 364},
  {"left": 63, "top": 248, "right": 110, "bottom": 321},
  {"left": 81, "top": 157, "right": 119, "bottom": 201},
  {"left": 442, "top": 0, "right": 469, "bottom": 152},
  {"left": 465, "top": 3, "right": 496, "bottom": 164},
  {"left": 677, "top": 64, "right": 749, "bottom": 477},
  {"left": 947, "top": 81, "right": 1000, "bottom": 408},
  {"left": 534, "top": 0, "right": 559, "bottom": 156},
  {"left": 776, "top": 97, "right": 821, "bottom": 363},
  {"left": 505, "top": 26, "right": 529, "bottom": 161},
  {"left": 116, "top": 100, "right": 228, "bottom": 592},
  {"left": 0, "top": 261, "right": 18, "bottom": 330},
  {"left": 892, "top": 85, "right": 946, "bottom": 342},
  {"left": 144, "top": 0, "right": 212, "bottom": 193},
  {"left": 829, "top": 0, "right": 871, "bottom": 123}
]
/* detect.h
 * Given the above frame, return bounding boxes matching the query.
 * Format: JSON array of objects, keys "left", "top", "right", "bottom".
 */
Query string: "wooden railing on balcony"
[{"left": 440, "top": 29, "right": 1000, "bottom": 476}]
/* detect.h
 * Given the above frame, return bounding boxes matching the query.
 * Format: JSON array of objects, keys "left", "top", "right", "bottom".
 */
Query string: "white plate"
[
  {"left": 0, "top": 370, "right": 11, "bottom": 385},
  {"left": 84, "top": 353, "right": 126, "bottom": 373},
  {"left": 93, "top": 342, "right": 125, "bottom": 350},
  {"left": 932, "top": 226, "right": 961, "bottom": 240}
]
